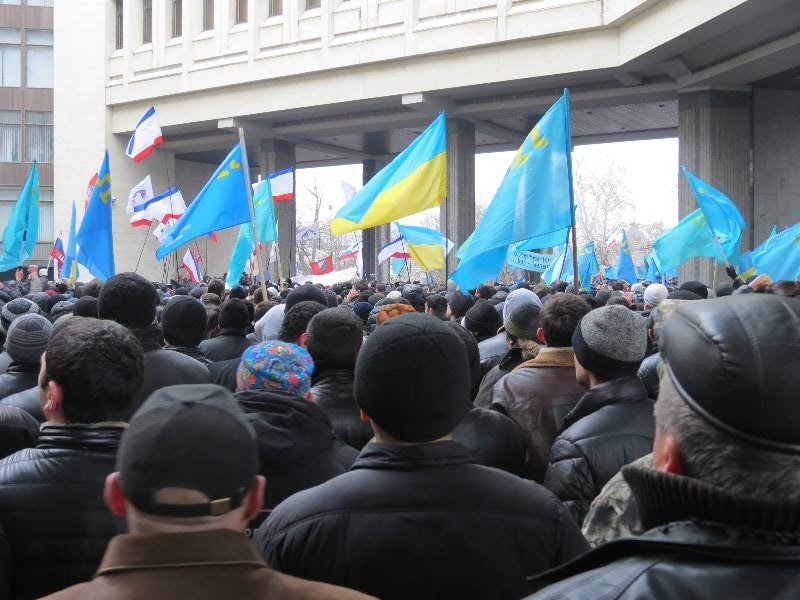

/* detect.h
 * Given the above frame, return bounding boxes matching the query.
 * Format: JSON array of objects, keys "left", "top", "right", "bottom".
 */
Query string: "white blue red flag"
[
  {"left": 269, "top": 167, "right": 294, "bottom": 202},
  {"left": 377, "top": 235, "right": 411, "bottom": 264},
  {"left": 338, "top": 241, "right": 361, "bottom": 261},
  {"left": 126, "top": 107, "right": 163, "bottom": 162},
  {"left": 182, "top": 248, "right": 203, "bottom": 283}
]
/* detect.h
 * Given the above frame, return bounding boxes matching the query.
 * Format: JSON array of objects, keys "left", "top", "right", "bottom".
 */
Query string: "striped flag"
[
  {"left": 269, "top": 167, "right": 294, "bottom": 202},
  {"left": 126, "top": 107, "right": 164, "bottom": 162},
  {"left": 182, "top": 248, "right": 203, "bottom": 283}
]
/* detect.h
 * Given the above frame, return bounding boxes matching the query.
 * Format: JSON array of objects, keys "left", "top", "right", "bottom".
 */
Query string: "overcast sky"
[{"left": 295, "top": 137, "right": 679, "bottom": 233}]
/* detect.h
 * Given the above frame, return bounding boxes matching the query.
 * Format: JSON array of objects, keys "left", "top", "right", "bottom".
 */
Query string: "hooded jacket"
[
  {"left": 0, "top": 424, "right": 128, "bottom": 600},
  {"left": 543, "top": 377, "right": 654, "bottom": 525},
  {"left": 235, "top": 389, "right": 358, "bottom": 524},
  {"left": 255, "top": 440, "right": 588, "bottom": 600}
]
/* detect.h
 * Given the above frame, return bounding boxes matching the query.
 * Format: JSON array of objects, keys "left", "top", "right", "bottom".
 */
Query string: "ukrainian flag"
[
  {"left": 396, "top": 222, "right": 453, "bottom": 272},
  {"left": 330, "top": 113, "right": 447, "bottom": 235}
]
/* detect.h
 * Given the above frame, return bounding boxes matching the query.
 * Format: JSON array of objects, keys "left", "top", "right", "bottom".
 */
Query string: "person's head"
[
  {"left": 236, "top": 341, "right": 314, "bottom": 397},
  {"left": 356, "top": 313, "right": 470, "bottom": 443},
  {"left": 463, "top": 299, "right": 503, "bottom": 342},
  {"left": 401, "top": 287, "right": 426, "bottom": 313},
  {"left": 476, "top": 284, "right": 493, "bottom": 299},
  {"left": 425, "top": 294, "right": 448, "bottom": 320},
  {"left": 228, "top": 285, "right": 247, "bottom": 300},
  {"left": 27, "top": 264, "right": 37, "bottom": 275},
  {"left": 446, "top": 290, "right": 474, "bottom": 320},
  {"left": 504, "top": 304, "right": 542, "bottom": 360},
  {"left": 40, "top": 318, "right": 144, "bottom": 423},
  {"left": 643, "top": 283, "right": 668, "bottom": 310},
  {"left": 6, "top": 313, "right": 52, "bottom": 365},
  {"left": 73, "top": 296, "right": 99, "bottom": 318},
  {"left": 189, "top": 285, "right": 207, "bottom": 300},
  {"left": 106, "top": 384, "right": 263, "bottom": 534},
  {"left": 0, "top": 298, "right": 42, "bottom": 339},
  {"left": 713, "top": 282, "right": 734, "bottom": 297},
  {"left": 376, "top": 302, "right": 416, "bottom": 326},
  {"left": 200, "top": 292, "right": 221, "bottom": 307},
  {"left": 162, "top": 296, "right": 207, "bottom": 348},
  {"left": 539, "top": 293, "right": 590, "bottom": 347},
  {"left": 278, "top": 301, "right": 327, "bottom": 346},
  {"left": 253, "top": 300, "right": 274, "bottom": 325},
  {"left": 80, "top": 278, "right": 103, "bottom": 299},
  {"left": 501, "top": 288, "right": 542, "bottom": 321},
  {"left": 351, "top": 301, "right": 374, "bottom": 324},
  {"left": 99, "top": 273, "right": 158, "bottom": 329},
  {"left": 572, "top": 305, "right": 647, "bottom": 387},
  {"left": 654, "top": 295, "right": 800, "bottom": 501},
  {"left": 666, "top": 289, "right": 703, "bottom": 301},
  {"left": 306, "top": 308, "right": 364, "bottom": 372},
  {"left": 770, "top": 280, "right": 800, "bottom": 297},
  {"left": 679, "top": 280, "right": 709, "bottom": 299},
  {"left": 218, "top": 298, "right": 250, "bottom": 333},
  {"left": 205, "top": 306, "right": 220, "bottom": 338},
  {"left": 207, "top": 279, "right": 225, "bottom": 298},
  {"left": 285, "top": 284, "right": 328, "bottom": 313}
]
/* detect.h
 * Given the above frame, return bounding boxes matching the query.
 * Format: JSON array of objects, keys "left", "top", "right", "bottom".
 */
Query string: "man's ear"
[
  {"left": 360, "top": 409, "right": 371, "bottom": 423},
  {"left": 297, "top": 332, "right": 309, "bottom": 348},
  {"left": 243, "top": 476, "right": 266, "bottom": 522},
  {"left": 653, "top": 430, "right": 685, "bottom": 475},
  {"left": 43, "top": 380, "right": 64, "bottom": 415},
  {"left": 537, "top": 328, "right": 546, "bottom": 344},
  {"left": 104, "top": 472, "right": 128, "bottom": 516}
]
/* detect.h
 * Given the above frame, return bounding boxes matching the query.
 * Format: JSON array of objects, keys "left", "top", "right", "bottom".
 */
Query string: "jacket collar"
[
  {"left": 515, "top": 346, "right": 575, "bottom": 370},
  {"left": 311, "top": 367, "right": 355, "bottom": 386},
  {"left": 559, "top": 376, "right": 648, "bottom": 432},
  {"left": 498, "top": 347, "right": 524, "bottom": 371},
  {"left": 352, "top": 440, "right": 473, "bottom": 471},
  {"left": 164, "top": 345, "right": 211, "bottom": 364},
  {"left": 5, "top": 361, "right": 40, "bottom": 374},
  {"left": 37, "top": 423, "right": 126, "bottom": 452},
  {"left": 625, "top": 463, "right": 800, "bottom": 535},
  {"left": 218, "top": 328, "right": 248, "bottom": 338},
  {"left": 132, "top": 322, "right": 163, "bottom": 352},
  {"left": 96, "top": 530, "right": 266, "bottom": 576}
]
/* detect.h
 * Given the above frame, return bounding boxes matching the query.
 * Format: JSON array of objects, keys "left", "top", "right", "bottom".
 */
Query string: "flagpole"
[
  {"left": 237, "top": 128, "right": 268, "bottom": 300},
  {"left": 563, "top": 88, "right": 579, "bottom": 294}
]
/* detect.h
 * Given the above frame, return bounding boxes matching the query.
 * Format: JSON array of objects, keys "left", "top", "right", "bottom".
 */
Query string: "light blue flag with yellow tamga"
[
  {"left": 76, "top": 152, "right": 115, "bottom": 281},
  {"left": 0, "top": 161, "right": 40, "bottom": 271}
]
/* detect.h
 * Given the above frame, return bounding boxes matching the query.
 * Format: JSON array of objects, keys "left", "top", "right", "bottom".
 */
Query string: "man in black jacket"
[
  {"left": 0, "top": 313, "right": 51, "bottom": 402},
  {"left": 200, "top": 298, "right": 257, "bottom": 362},
  {"left": 255, "top": 313, "right": 588, "bottom": 600},
  {"left": 528, "top": 294, "right": 800, "bottom": 599},
  {"left": 0, "top": 317, "right": 144, "bottom": 600},
  {"left": 99, "top": 273, "right": 210, "bottom": 407},
  {"left": 543, "top": 304, "right": 653, "bottom": 525},
  {"left": 307, "top": 308, "right": 373, "bottom": 449},
  {"left": 162, "top": 295, "right": 212, "bottom": 366}
]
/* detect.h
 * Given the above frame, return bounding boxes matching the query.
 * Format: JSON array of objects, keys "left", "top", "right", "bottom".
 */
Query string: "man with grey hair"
[{"left": 527, "top": 294, "right": 800, "bottom": 599}]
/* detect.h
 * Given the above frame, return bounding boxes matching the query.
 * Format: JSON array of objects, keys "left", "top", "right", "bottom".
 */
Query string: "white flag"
[
  {"left": 342, "top": 180, "right": 357, "bottom": 201},
  {"left": 297, "top": 223, "right": 321, "bottom": 242},
  {"left": 127, "top": 175, "right": 154, "bottom": 214}
]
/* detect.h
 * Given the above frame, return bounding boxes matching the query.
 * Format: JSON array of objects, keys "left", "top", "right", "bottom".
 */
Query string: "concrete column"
[
  {"left": 361, "top": 159, "right": 390, "bottom": 282},
  {"left": 678, "top": 90, "right": 753, "bottom": 285},
  {"left": 442, "top": 117, "right": 475, "bottom": 277},
  {"left": 753, "top": 88, "right": 800, "bottom": 244},
  {"left": 259, "top": 139, "right": 296, "bottom": 282}
]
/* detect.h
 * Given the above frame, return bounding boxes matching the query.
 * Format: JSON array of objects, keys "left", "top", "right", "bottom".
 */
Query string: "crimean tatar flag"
[
  {"left": 330, "top": 112, "right": 446, "bottom": 235},
  {"left": 76, "top": 151, "right": 115, "bottom": 281},
  {"left": 126, "top": 107, "right": 164, "bottom": 162}
]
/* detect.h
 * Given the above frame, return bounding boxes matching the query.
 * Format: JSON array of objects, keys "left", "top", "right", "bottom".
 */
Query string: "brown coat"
[
  {"left": 40, "top": 529, "right": 374, "bottom": 600},
  {"left": 490, "top": 347, "right": 585, "bottom": 482}
]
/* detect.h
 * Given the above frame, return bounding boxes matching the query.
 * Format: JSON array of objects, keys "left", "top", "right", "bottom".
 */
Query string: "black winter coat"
[
  {"left": 452, "top": 406, "right": 526, "bottom": 476},
  {"left": 543, "top": 377, "right": 654, "bottom": 525},
  {"left": 0, "top": 424, "right": 127, "bottom": 600},
  {"left": 236, "top": 390, "right": 358, "bottom": 519},
  {"left": 0, "top": 386, "right": 43, "bottom": 422},
  {"left": 199, "top": 329, "right": 256, "bottom": 362},
  {"left": 0, "top": 363, "right": 39, "bottom": 402},
  {"left": 310, "top": 368, "right": 373, "bottom": 450},
  {"left": 637, "top": 351, "right": 660, "bottom": 400},
  {"left": 527, "top": 465, "right": 800, "bottom": 599},
  {"left": 255, "top": 441, "right": 588, "bottom": 600}
]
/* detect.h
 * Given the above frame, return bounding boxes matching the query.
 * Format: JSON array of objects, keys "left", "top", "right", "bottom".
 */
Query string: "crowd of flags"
[{"left": 1, "top": 97, "right": 799, "bottom": 288}]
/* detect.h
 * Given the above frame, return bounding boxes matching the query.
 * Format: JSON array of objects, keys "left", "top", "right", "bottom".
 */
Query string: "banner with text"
[{"left": 506, "top": 249, "right": 555, "bottom": 272}]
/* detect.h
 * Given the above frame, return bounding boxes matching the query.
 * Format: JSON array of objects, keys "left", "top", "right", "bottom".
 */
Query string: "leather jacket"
[{"left": 311, "top": 368, "right": 373, "bottom": 450}]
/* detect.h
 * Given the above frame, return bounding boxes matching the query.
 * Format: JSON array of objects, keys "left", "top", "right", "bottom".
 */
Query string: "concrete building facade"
[{"left": 54, "top": 0, "right": 800, "bottom": 283}]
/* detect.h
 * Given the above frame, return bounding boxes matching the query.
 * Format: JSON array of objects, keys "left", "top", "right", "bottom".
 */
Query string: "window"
[
  {"left": 25, "top": 111, "right": 53, "bottom": 163},
  {"left": 26, "top": 0, "right": 55, "bottom": 5},
  {"left": 305, "top": 0, "right": 320, "bottom": 9},
  {"left": 115, "top": 0, "right": 124, "bottom": 49},
  {"left": 203, "top": 0, "right": 214, "bottom": 30},
  {"left": 0, "top": 0, "right": 21, "bottom": 5},
  {"left": 0, "top": 111, "right": 21, "bottom": 162},
  {"left": 142, "top": 0, "right": 152, "bottom": 44},
  {"left": 235, "top": 0, "right": 247, "bottom": 24},
  {"left": 172, "top": 0, "right": 182, "bottom": 37},
  {"left": 268, "top": 0, "right": 282, "bottom": 16},
  {"left": 0, "top": 28, "right": 21, "bottom": 87},
  {"left": 25, "top": 29, "right": 53, "bottom": 88}
]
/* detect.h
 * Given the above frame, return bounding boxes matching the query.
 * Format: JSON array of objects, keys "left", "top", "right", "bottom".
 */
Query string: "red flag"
[{"left": 310, "top": 254, "right": 334, "bottom": 275}]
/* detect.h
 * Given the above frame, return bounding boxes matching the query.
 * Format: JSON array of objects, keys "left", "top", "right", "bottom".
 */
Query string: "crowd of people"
[{"left": 0, "top": 262, "right": 797, "bottom": 599}]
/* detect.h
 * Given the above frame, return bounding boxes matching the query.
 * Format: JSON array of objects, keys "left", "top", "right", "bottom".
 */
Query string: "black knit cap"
[
  {"left": 355, "top": 313, "right": 470, "bottom": 442},
  {"left": 285, "top": 284, "right": 328, "bottom": 312},
  {"left": 463, "top": 299, "right": 503, "bottom": 338},
  {"left": 98, "top": 273, "right": 158, "bottom": 329},
  {"left": 118, "top": 384, "right": 258, "bottom": 518},
  {"left": 660, "top": 294, "right": 800, "bottom": 453},
  {"left": 218, "top": 298, "right": 250, "bottom": 330},
  {"left": 162, "top": 296, "right": 207, "bottom": 347}
]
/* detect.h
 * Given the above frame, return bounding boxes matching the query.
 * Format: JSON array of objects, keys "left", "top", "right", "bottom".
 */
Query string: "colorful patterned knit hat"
[{"left": 236, "top": 341, "right": 314, "bottom": 396}]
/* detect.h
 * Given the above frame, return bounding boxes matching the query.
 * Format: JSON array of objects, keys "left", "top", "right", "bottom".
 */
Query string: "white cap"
[{"left": 644, "top": 283, "right": 668, "bottom": 307}]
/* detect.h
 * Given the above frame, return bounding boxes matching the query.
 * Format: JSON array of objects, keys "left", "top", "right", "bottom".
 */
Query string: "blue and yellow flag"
[
  {"left": 157, "top": 144, "right": 250, "bottom": 259},
  {"left": 653, "top": 208, "right": 739, "bottom": 273},
  {"left": 0, "top": 161, "right": 40, "bottom": 272},
  {"left": 751, "top": 222, "right": 800, "bottom": 281},
  {"left": 395, "top": 222, "right": 453, "bottom": 272},
  {"left": 604, "top": 230, "right": 637, "bottom": 283},
  {"left": 76, "top": 152, "right": 115, "bottom": 281},
  {"left": 541, "top": 241, "right": 599, "bottom": 287},
  {"left": 683, "top": 167, "right": 745, "bottom": 248},
  {"left": 62, "top": 200, "right": 80, "bottom": 284},
  {"left": 330, "top": 113, "right": 446, "bottom": 235},
  {"left": 450, "top": 92, "right": 574, "bottom": 290},
  {"left": 225, "top": 177, "right": 279, "bottom": 289}
]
